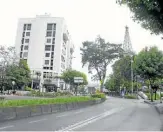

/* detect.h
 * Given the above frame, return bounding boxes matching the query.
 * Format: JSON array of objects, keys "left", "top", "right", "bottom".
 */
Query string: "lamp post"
[
  {"left": 12, "top": 81, "right": 15, "bottom": 93},
  {"left": 131, "top": 55, "right": 134, "bottom": 95},
  {"left": 160, "top": 86, "right": 162, "bottom": 103},
  {"left": 31, "top": 70, "right": 34, "bottom": 89}
]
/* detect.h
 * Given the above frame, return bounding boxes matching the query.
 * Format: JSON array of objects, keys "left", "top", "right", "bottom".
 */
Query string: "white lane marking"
[
  {"left": 75, "top": 110, "right": 83, "bottom": 114},
  {"left": 59, "top": 107, "right": 124, "bottom": 131},
  {"left": 56, "top": 114, "right": 68, "bottom": 118},
  {"left": 0, "top": 125, "right": 14, "bottom": 130},
  {"left": 29, "top": 118, "right": 47, "bottom": 124}
]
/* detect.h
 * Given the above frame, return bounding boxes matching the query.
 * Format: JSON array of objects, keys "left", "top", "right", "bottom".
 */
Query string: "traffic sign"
[{"left": 74, "top": 77, "right": 83, "bottom": 83}]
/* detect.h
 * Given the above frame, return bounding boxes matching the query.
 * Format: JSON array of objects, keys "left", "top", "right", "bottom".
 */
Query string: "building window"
[
  {"left": 43, "top": 72, "right": 46, "bottom": 78},
  {"left": 46, "top": 31, "right": 52, "bottom": 37},
  {"left": 22, "top": 38, "right": 24, "bottom": 44},
  {"left": 61, "top": 55, "right": 65, "bottom": 62},
  {"left": 43, "top": 67, "right": 48, "bottom": 70},
  {"left": 51, "top": 52, "right": 54, "bottom": 58},
  {"left": 45, "top": 53, "right": 50, "bottom": 57},
  {"left": 25, "top": 39, "right": 29, "bottom": 43},
  {"left": 45, "top": 45, "right": 51, "bottom": 51},
  {"left": 22, "top": 32, "right": 25, "bottom": 37},
  {"left": 53, "top": 31, "right": 55, "bottom": 37},
  {"left": 53, "top": 24, "right": 56, "bottom": 30},
  {"left": 52, "top": 45, "right": 55, "bottom": 51},
  {"left": 23, "top": 24, "right": 26, "bottom": 30},
  {"left": 52, "top": 38, "right": 55, "bottom": 44},
  {"left": 20, "top": 52, "right": 23, "bottom": 58},
  {"left": 23, "top": 59, "right": 27, "bottom": 62},
  {"left": 47, "top": 24, "right": 53, "bottom": 30},
  {"left": 27, "top": 24, "right": 31, "bottom": 30},
  {"left": 24, "top": 45, "right": 28, "bottom": 50},
  {"left": 21, "top": 45, "right": 23, "bottom": 51},
  {"left": 23, "top": 52, "right": 28, "bottom": 58},
  {"left": 45, "top": 60, "right": 49, "bottom": 65},
  {"left": 46, "top": 38, "right": 51, "bottom": 43},
  {"left": 26, "top": 32, "right": 30, "bottom": 36}
]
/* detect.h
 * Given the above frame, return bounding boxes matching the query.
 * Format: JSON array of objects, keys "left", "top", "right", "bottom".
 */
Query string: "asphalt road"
[{"left": 0, "top": 97, "right": 162, "bottom": 131}]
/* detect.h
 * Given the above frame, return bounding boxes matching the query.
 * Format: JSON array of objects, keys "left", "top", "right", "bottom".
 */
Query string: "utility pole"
[{"left": 131, "top": 56, "right": 134, "bottom": 95}]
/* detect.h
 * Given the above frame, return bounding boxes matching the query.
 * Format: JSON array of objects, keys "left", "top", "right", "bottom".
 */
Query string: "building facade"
[{"left": 15, "top": 14, "right": 74, "bottom": 91}]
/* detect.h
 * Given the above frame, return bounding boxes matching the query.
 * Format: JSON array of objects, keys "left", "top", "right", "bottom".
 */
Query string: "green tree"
[
  {"left": 105, "top": 74, "right": 116, "bottom": 91},
  {"left": 6, "top": 60, "right": 31, "bottom": 90},
  {"left": 117, "top": 0, "right": 163, "bottom": 35},
  {"left": 80, "top": 36, "right": 123, "bottom": 92},
  {"left": 134, "top": 46, "right": 163, "bottom": 101},
  {"left": 112, "top": 55, "right": 135, "bottom": 91},
  {"left": 61, "top": 69, "right": 88, "bottom": 95}
]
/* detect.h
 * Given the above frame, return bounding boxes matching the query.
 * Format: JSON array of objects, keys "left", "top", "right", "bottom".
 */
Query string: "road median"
[{"left": 0, "top": 96, "right": 106, "bottom": 122}]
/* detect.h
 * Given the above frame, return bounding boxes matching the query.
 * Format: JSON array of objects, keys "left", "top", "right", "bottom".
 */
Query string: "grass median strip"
[{"left": 0, "top": 96, "right": 96, "bottom": 108}]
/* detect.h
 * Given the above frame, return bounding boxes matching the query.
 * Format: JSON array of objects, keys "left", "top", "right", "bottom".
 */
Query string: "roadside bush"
[
  {"left": 91, "top": 93, "right": 106, "bottom": 99},
  {"left": 96, "top": 89, "right": 101, "bottom": 93},
  {"left": 24, "top": 86, "right": 32, "bottom": 91},
  {"left": 27, "top": 90, "right": 73, "bottom": 98},
  {"left": 124, "top": 94, "right": 137, "bottom": 99},
  {"left": 0, "top": 96, "right": 95, "bottom": 108},
  {"left": 146, "top": 93, "right": 160, "bottom": 100}
]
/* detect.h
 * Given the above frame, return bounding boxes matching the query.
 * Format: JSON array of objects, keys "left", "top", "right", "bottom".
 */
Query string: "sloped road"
[{"left": 0, "top": 97, "right": 162, "bottom": 131}]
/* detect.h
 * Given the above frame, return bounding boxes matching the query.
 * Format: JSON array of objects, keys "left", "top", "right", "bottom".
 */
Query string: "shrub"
[
  {"left": 24, "top": 86, "right": 33, "bottom": 91},
  {"left": 0, "top": 96, "right": 95, "bottom": 108},
  {"left": 91, "top": 93, "right": 106, "bottom": 99},
  {"left": 96, "top": 89, "right": 101, "bottom": 93},
  {"left": 28, "top": 90, "right": 73, "bottom": 98},
  {"left": 124, "top": 94, "right": 137, "bottom": 99},
  {"left": 146, "top": 92, "right": 160, "bottom": 100}
]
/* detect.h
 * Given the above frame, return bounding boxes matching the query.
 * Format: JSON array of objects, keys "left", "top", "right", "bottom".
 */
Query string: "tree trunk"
[
  {"left": 151, "top": 88, "right": 153, "bottom": 102},
  {"left": 155, "top": 91, "right": 156, "bottom": 100},
  {"left": 75, "top": 86, "right": 77, "bottom": 96}
]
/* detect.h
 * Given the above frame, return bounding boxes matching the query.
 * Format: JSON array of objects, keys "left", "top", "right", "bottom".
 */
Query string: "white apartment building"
[{"left": 15, "top": 14, "right": 74, "bottom": 91}]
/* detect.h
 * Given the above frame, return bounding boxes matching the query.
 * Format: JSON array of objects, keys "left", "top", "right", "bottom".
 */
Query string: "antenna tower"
[{"left": 123, "top": 26, "right": 133, "bottom": 55}]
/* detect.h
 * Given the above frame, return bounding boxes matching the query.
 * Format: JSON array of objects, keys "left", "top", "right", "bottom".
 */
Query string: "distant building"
[{"left": 15, "top": 14, "right": 74, "bottom": 91}]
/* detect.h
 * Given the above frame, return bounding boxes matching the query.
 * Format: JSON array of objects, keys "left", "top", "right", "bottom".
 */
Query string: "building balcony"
[
  {"left": 70, "top": 47, "right": 74, "bottom": 54},
  {"left": 63, "top": 33, "right": 69, "bottom": 43}
]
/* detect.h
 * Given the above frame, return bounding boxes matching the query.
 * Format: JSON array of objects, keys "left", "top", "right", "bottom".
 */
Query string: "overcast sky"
[{"left": 0, "top": 0, "right": 163, "bottom": 84}]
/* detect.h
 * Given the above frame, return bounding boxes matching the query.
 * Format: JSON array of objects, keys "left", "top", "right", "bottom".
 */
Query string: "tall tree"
[
  {"left": 80, "top": 36, "right": 123, "bottom": 92},
  {"left": 105, "top": 74, "right": 116, "bottom": 91},
  {"left": 0, "top": 46, "right": 19, "bottom": 65},
  {"left": 117, "top": 0, "right": 163, "bottom": 35},
  {"left": 0, "top": 46, "right": 31, "bottom": 92},
  {"left": 5, "top": 60, "right": 31, "bottom": 90},
  {"left": 62, "top": 69, "right": 88, "bottom": 85},
  {"left": 61, "top": 69, "right": 88, "bottom": 95},
  {"left": 134, "top": 46, "right": 163, "bottom": 101}
]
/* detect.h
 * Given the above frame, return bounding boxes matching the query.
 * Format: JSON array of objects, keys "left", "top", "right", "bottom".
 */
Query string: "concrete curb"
[
  {"left": 0, "top": 98, "right": 105, "bottom": 122},
  {"left": 155, "top": 104, "right": 163, "bottom": 114},
  {"left": 144, "top": 100, "right": 163, "bottom": 114},
  {"left": 144, "top": 100, "right": 159, "bottom": 105}
]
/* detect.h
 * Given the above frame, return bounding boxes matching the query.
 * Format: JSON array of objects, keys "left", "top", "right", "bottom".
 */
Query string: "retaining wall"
[{"left": 0, "top": 98, "right": 105, "bottom": 122}]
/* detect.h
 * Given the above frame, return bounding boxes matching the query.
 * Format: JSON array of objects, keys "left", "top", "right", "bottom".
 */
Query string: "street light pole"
[
  {"left": 31, "top": 70, "right": 34, "bottom": 89},
  {"left": 131, "top": 56, "right": 134, "bottom": 95}
]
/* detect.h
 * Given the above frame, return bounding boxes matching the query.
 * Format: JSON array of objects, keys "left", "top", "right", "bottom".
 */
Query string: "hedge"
[
  {"left": 91, "top": 93, "right": 106, "bottom": 99},
  {"left": 0, "top": 96, "right": 95, "bottom": 108},
  {"left": 124, "top": 94, "right": 137, "bottom": 99}
]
